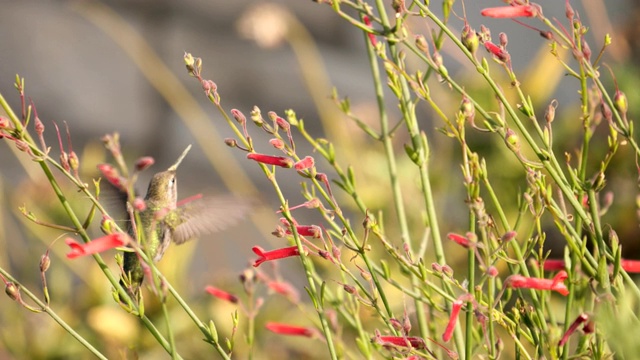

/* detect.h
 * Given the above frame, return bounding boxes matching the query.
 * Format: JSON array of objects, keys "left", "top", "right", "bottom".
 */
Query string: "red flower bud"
[
  {"left": 265, "top": 322, "right": 317, "bottom": 338},
  {"left": 135, "top": 156, "right": 155, "bottom": 172},
  {"left": 247, "top": 153, "right": 293, "bottom": 168},
  {"left": 481, "top": 5, "right": 538, "bottom": 18},
  {"left": 205, "top": 285, "right": 239, "bottom": 304}
]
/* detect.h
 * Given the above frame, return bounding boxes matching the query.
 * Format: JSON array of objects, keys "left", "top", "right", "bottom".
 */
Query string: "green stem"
[{"left": 0, "top": 267, "right": 108, "bottom": 360}]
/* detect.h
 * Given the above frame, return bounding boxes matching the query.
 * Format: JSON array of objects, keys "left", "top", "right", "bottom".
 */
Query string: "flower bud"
[
  {"left": 504, "top": 129, "right": 520, "bottom": 151},
  {"left": 40, "top": 252, "right": 51, "bottom": 273},
  {"left": 614, "top": 90, "right": 628, "bottom": 115},
  {"left": 461, "top": 24, "right": 479, "bottom": 55},
  {"left": 135, "top": 156, "right": 155, "bottom": 172},
  {"left": 5, "top": 282, "right": 21, "bottom": 302}
]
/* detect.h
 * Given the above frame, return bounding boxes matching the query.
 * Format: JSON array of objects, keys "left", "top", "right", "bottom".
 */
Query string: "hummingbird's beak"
[{"left": 168, "top": 144, "right": 192, "bottom": 171}]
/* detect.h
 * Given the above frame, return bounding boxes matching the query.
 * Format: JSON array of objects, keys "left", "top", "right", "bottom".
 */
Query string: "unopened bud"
[
  {"left": 415, "top": 35, "right": 429, "bottom": 53},
  {"left": 101, "top": 215, "right": 117, "bottom": 234},
  {"left": 501, "top": 230, "right": 517, "bottom": 242},
  {"left": 343, "top": 284, "right": 357, "bottom": 295},
  {"left": 231, "top": 109, "right": 246, "bottom": 124},
  {"left": 271, "top": 226, "right": 286, "bottom": 237},
  {"left": 68, "top": 151, "right": 79, "bottom": 171},
  {"left": 5, "top": 282, "right": 21, "bottom": 302},
  {"left": 504, "top": 129, "right": 520, "bottom": 151},
  {"left": 35, "top": 116, "right": 45, "bottom": 136},
  {"left": 600, "top": 102, "right": 612, "bottom": 123},
  {"left": 614, "top": 90, "right": 628, "bottom": 115},
  {"left": 389, "top": 318, "right": 403, "bottom": 331},
  {"left": 15, "top": 140, "right": 30, "bottom": 153},
  {"left": 224, "top": 138, "right": 237, "bottom": 148},
  {"left": 202, "top": 80, "right": 216, "bottom": 95},
  {"left": 133, "top": 197, "right": 146, "bottom": 211},
  {"left": 269, "top": 138, "right": 285, "bottom": 150},
  {"left": 274, "top": 116, "right": 290, "bottom": 131},
  {"left": 60, "top": 152, "right": 70, "bottom": 171},
  {"left": 461, "top": 96, "right": 475, "bottom": 122},
  {"left": 581, "top": 39, "right": 591, "bottom": 61},
  {"left": 442, "top": 264, "right": 453, "bottom": 277},
  {"left": 499, "top": 32, "right": 508, "bottom": 48},
  {"left": 40, "top": 252, "right": 51, "bottom": 273},
  {"left": 135, "top": 156, "right": 155, "bottom": 172},
  {"left": 461, "top": 24, "right": 479, "bottom": 55},
  {"left": 251, "top": 106, "right": 264, "bottom": 126},
  {"left": 0, "top": 116, "right": 10, "bottom": 129},
  {"left": 487, "top": 266, "right": 499, "bottom": 277},
  {"left": 545, "top": 100, "right": 557, "bottom": 123}
]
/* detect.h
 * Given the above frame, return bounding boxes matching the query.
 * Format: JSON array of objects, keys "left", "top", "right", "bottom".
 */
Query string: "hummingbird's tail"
[{"left": 118, "top": 251, "right": 145, "bottom": 303}]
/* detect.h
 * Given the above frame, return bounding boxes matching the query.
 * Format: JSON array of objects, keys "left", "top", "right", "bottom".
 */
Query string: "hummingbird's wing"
[{"left": 170, "top": 195, "right": 251, "bottom": 244}]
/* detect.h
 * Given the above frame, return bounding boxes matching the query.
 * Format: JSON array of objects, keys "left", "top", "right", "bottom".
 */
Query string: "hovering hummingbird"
[{"left": 120, "top": 145, "right": 248, "bottom": 299}]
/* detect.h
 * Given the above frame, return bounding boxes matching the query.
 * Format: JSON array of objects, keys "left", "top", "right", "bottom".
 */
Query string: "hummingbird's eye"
[{"left": 169, "top": 177, "right": 176, "bottom": 188}]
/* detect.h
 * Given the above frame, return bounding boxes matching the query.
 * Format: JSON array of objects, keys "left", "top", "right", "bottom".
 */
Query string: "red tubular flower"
[
  {"left": 621, "top": 259, "right": 640, "bottom": 273},
  {"left": 65, "top": 233, "right": 128, "bottom": 259},
  {"left": 246, "top": 153, "right": 293, "bottom": 168},
  {"left": 252, "top": 246, "right": 301, "bottom": 267},
  {"left": 542, "top": 259, "right": 566, "bottom": 271},
  {"left": 287, "top": 225, "right": 322, "bottom": 238},
  {"left": 558, "top": 313, "right": 589, "bottom": 346},
  {"left": 484, "top": 41, "right": 509, "bottom": 62},
  {"left": 205, "top": 285, "right": 238, "bottom": 304},
  {"left": 294, "top": 156, "right": 315, "bottom": 171},
  {"left": 542, "top": 258, "right": 640, "bottom": 273},
  {"left": 374, "top": 335, "right": 426, "bottom": 349},
  {"left": 506, "top": 270, "right": 569, "bottom": 296},
  {"left": 267, "top": 281, "right": 300, "bottom": 302},
  {"left": 265, "top": 322, "right": 316, "bottom": 337},
  {"left": 480, "top": 5, "right": 538, "bottom": 18},
  {"left": 442, "top": 299, "right": 463, "bottom": 342},
  {"left": 362, "top": 16, "right": 377, "bottom": 46},
  {"left": 447, "top": 232, "right": 472, "bottom": 249}
]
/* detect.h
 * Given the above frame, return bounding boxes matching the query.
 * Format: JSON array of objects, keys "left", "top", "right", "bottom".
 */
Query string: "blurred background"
[{"left": 1, "top": 0, "right": 639, "bottom": 358}]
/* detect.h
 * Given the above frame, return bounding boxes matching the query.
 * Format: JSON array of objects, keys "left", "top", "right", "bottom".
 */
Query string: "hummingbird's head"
[
  {"left": 144, "top": 170, "right": 178, "bottom": 209},
  {"left": 142, "top": 145, "right": 191, "bottom": 209}
]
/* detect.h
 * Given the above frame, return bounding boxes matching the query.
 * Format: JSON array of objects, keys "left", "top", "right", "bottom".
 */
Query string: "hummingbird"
[{"left": 120, "top": 145, "right": 248, "bottom": 299}]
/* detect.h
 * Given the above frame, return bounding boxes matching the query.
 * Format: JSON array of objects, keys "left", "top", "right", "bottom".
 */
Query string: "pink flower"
[
  {"left": 442, "top": 299, "right": 463, "bottom": 342},
  {"left": 505, "top": 270, "right": 569, "bottom": 296},
  {"left": 246, "top": 153, "right": 293, "bottom": 168},
  {"left": 265, "top": 322, "right": 316, "bottom": 337},
  {"left": 269, "top": 138, "right": 285, "bottom": 150},
  {"left": 252, "top": 246, "right": 302, "bottom": 267},
  {"left": 205, "top": 285, "right": 238, "bottom": 304},
  {"left": 97, "top": 163, "right": 126, "bottom": 191},
  {"left": 65, "top": 233, "right": 128, "bottom": 259},
  {"left": 294, "top": 156, "right": 315, "bottom": 171},
  {"left": 481, "top": 5, "right": 538, "bottom": 18}
]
